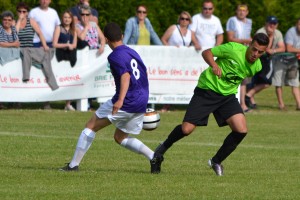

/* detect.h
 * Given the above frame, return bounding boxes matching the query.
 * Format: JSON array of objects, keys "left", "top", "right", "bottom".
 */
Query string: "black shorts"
[{"left": 183, "top": 87, "right": 243, "bottom": 127}]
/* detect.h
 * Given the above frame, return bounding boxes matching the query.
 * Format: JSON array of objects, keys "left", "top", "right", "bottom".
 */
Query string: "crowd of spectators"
[{"left": 0, "top": 0, "right": 299, "bottom": 111}]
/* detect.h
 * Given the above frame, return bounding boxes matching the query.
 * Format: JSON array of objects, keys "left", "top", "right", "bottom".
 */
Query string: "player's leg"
[
  {"left": 292, "top": 86, "right": 300, "bottom": 109},
  {"left": 209, "top": 95, "right": 246, "bottom": 176},
  {"left": 155, "top": 122, "right": 195, "bottom": 155},
  {"left": 210, "top": 113, "right": 247, "bottom": 176},
  {"left": 275, "top": 86, "right": 285, "bottom": 110},
  {"left": 114, "top": 128, "right": 154, "bottom": 160},
  {"left": 61, "top": 114, "right": 111, "bottom": 171},
  {"left": 153, "top": 88, "right": 212, "bottom": 173}
]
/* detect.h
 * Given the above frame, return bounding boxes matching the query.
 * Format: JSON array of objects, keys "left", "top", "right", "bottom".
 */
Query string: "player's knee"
[
  {"left": 181, "top": 124, "right": 195, "bottom": 135},
  {"left": 234, "top": 131, "right": 248, "bottom": 136}
]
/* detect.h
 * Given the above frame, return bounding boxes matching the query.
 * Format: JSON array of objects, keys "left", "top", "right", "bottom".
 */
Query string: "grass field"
[{"left": 0, "top": 86, "right": 299, "bottom": 200}]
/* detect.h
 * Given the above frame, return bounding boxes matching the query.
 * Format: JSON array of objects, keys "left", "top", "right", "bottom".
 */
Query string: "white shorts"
[{"left": 95, "top": 100, "right": 144, "bottom": 135}]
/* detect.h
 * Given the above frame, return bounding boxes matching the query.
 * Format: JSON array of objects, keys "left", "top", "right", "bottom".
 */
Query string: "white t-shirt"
[
  {"left": 29, "top": 7, "right": 60, "bottom": 43},
  {"left": 226, "top": 16, "right": 252, "bottom": 40},
  {"left": 285, "top": 26, "right": 300, "bottom": 49},
  {"left": 168, "top": 25, "right": 192, "bottom": 47},
  {"left": 190, "top": 13, "right": 224, "bottom": 49}
]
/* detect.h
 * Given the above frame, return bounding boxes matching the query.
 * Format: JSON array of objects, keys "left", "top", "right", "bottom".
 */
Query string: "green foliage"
[{"left": 0, "top": 0, "right": 299, "bottom": 40}]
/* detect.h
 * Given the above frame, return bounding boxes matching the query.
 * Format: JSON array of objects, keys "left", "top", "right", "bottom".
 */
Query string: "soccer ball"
[{"left": 143, "top": 108, "right": 160, "bottom": 131}]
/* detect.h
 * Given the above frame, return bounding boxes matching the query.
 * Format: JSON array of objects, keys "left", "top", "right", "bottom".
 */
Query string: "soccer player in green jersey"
[{"left": 150, "top": 33, "right": 269, "bottom": 175}]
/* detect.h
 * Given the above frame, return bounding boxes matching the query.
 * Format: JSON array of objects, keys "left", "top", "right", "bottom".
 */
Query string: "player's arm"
[
  {"left": 161, "top": 25, "right": 175, "bottom": 46},
  {"left": 202, "top": 49, "right": 221, "bottom": 78},
  {"left": 286, "top": 43, "right": 300, "bottom": 54},
  {"left": 112, "top": 72, "right": 130, "bottom": 115}
]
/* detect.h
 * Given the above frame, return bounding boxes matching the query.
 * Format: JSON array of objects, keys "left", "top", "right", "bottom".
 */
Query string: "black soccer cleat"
[
  {"left": 150, "top": 153, "right": 164, "bottom": 174},
  {"left": 208, "top": 159, "right": 223, "bottom": 176},
  {"left": 59, "top": 163, "right": 79, "bottom": 171}
]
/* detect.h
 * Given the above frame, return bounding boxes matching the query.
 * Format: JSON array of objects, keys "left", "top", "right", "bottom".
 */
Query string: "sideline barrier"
[{"left": 0, "top": 46, "right": 209, "bottom": 111}]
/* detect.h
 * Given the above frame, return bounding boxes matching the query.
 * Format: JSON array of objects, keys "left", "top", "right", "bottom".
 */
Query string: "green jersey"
[{"left": 197, "top": 42, "right": 262, "bottom": 96}]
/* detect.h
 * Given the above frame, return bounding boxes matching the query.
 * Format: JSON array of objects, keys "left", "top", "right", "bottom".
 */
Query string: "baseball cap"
[{"left": 266, "top": 16, "right": 278, "bottom": 24}]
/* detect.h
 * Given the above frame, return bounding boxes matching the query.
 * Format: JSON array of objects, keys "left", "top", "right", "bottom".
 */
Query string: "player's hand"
[
  {"left": 212, "top": 66, "right": 222, "bottom": 78},
  {"left": 112, "top": 100, "right": 123, "bottom": 115}
]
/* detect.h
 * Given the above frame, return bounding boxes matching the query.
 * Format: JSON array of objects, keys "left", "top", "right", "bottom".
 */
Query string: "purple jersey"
[{"left": 108, "top": 45, "right": 149, "bottom": 113}]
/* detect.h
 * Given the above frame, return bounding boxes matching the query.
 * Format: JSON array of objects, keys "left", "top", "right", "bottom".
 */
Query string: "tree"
[{"left": 1, "top": 0, "right": 298, "bottom": 40}]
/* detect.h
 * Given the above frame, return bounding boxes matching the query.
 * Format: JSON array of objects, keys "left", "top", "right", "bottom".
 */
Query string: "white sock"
[
  {"left": 121, "top": 137, "right": 154, "bottom": 160},
  {"left": 69, "top": 128, "right": 95, "bottom": 168}
]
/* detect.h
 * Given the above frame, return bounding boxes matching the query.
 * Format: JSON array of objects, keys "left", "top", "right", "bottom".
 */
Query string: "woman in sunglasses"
[
  {"left": 161, "top": 11, "right": 193, "bottom": 47},
  {"left": 15, "top": 2, "right": 48, "bottom": 50},
  {"left": 0, "top": 10, "right": 20, "bottom": 109},
  {"left": 75, "top": 4, "right": 105, "bottom": 55},
  {"left": 123, "top": 4, "right": 162, "bottom": 45},
  {"left": 0, "top": 11, "right": 20, "bottom": 49},
  {"left": 160, "top": 11, "right": 195, "bottom": 112}
]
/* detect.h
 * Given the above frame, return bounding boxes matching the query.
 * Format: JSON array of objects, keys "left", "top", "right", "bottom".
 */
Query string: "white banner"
[{"left": 0, "top": 46, "right": 209, "bottom": 108}]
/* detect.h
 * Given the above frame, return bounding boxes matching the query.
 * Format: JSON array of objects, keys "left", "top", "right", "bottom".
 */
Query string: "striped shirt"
[
  {"left": 0, "top": 25, "right": 18, "bottom": 43},
  {"left": 18, "top": 18, "right": 35, "bottom": 47}
]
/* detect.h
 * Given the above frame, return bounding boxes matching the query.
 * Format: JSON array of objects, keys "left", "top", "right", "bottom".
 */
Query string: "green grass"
[{"left": 0, "top": 86, "right": 299, "bottom": 200}]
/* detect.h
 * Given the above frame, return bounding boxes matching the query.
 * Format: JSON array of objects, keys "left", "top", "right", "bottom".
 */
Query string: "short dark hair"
[
  {"left": 1, "top": 10, "right": 14, "bottom": 19},
  {"left": 104, "top": 22, "right": 122, "bottom": 42},
  {"left": 17, "top": 2, "right": 30, "bottom": 11},
  {"left": 202, "top": 0, "right": 214, "bottom": 6},
  {"left": 252, "top": 33, "right": 269, "bottom": 46},
  {"left": 136, "top": 4, "right": 147, "bottom": 12}
]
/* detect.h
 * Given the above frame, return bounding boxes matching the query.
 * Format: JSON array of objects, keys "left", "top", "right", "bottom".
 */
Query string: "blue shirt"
[
  {"left": 108, "top": 45, "right": 149, "bottom": 113},
  {"left": 123, "top": 16, "right": 162, "bottom": 45}
]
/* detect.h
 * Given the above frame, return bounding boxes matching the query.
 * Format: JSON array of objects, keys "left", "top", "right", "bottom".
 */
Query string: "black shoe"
[
  {"left": 59, "top": 163, "right": 79, "bottom": 171},
  {"left": 245, "top": 95, "right": 252, "bottom": 108},
  {"left": 150, "top": 153, "right": 164, "bottom": 174},
  {"left": 208, "top": 159, "right": 223, "bottom": 176}
]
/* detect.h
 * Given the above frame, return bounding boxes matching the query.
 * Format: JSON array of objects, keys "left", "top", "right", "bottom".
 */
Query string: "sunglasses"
[
  {"left": 18, "top": 10, "right": 28, "bottom": 13},
  {"left": 81, "top": 13, "right": 90, "bottom": 16},
  {"left": 268, "top": 22, "right": 278, "bottom": 25},
  {"left": 137, "top": 10, "right": 147, "bottom": 14},
  {"left": 2, "top": 18, "right": 12, "bottom": 22},
  {"left": 203, "top": 7, "right": 213, "bottom": 10},
  {"left": 180, "top": 17, "right": 190, "bottom": 21}
]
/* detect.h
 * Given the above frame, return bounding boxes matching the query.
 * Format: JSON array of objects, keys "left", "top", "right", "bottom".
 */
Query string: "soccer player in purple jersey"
[{"left": 60, "top": 22, "right": 156, "bottom": 172}]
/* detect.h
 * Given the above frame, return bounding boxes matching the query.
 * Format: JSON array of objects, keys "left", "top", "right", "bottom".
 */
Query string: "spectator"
[
  {"left": 226, "top": 4, "right": 252, "bottom": 112},
  {"left": 70, "top": 0, "right": 98, "bottom": 24},
  {"left": 60, "top": 22, "right": 155, "bottom": 172},
  {"left": 75, "top": 5, "right": 105, "bottom": 110},
  {"left": 271, "top": 18, "right": 300, "bottom": 110},
  {"left": 15, "top": 2, "right": 48, "bottom": 50},
  {"left": 123, "top": 4, "right": 162, "bottom": 45},
  {"left": 161, "top": 11, "right": 192, "bottom": 47},
  {"left": 245, "top": 16, "right": 285, "bottom": 110},
  {"left": 0, "top": 10, "right": 20, "bottom": 61},
  {"left": 53, "top": 10, "right": 78, "bottom": 111},
  {"left": 0, "top": 10, "right": 20, "bottom": 109},
  {"left": 15, "top": 2, "right": 49, "bottom": 109},
  {"left": 189, "top": 0, "right": 224, "bottom": 50},
  {"left": 160, "top": 11, "right": 194, "bottom": 112},
  {"left": 29, "top": 0, "right": 61, "bottom": 109},
  {"left": 75, "top": 4, "right": 105, "bottom": 54},
  {"left": 29, "top": 0, "right": 60, "bottom": 48}
]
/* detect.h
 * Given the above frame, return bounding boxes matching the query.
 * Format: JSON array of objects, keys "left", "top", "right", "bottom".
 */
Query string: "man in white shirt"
[
  {"left": 29, "top": 0, "right": 61, "bottom": 109},
  {"left": 189, "top": 0, "right": 224, "bottom": 50},
  {"left": 226, "top": 4, "right": 252, "bottom": 112},
  {"left": 29, "top": 0, "right": 60, "bottom": 47}
]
